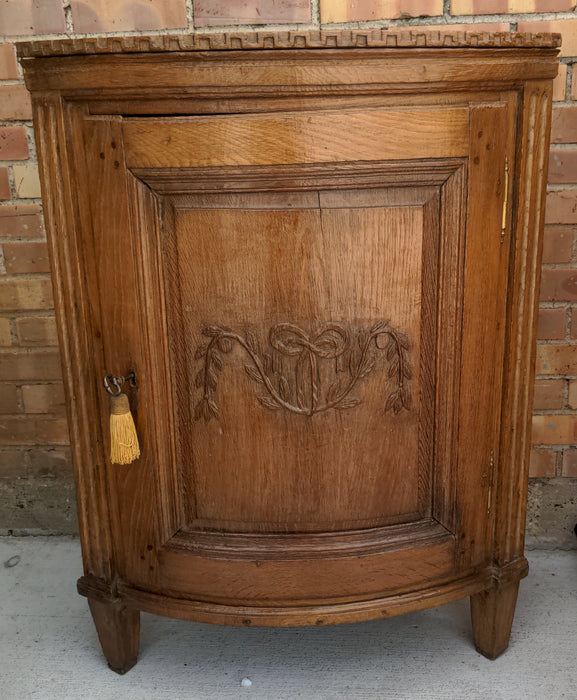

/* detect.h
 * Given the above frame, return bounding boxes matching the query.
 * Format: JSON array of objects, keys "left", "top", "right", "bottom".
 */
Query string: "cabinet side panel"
[
  {"left": 32, "top": 96, "right": 113, "bottom": 580},
  {"left": 497, "top": 82, "right": 553, "bottom": 566}
]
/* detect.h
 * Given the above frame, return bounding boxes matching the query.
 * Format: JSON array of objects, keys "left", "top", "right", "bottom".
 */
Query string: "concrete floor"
[{"left": 0, "top": 538, "right": 575, "bottom": 700}]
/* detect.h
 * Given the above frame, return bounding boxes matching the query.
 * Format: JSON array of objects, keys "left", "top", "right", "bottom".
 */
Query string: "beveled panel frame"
[{"left": 127, "top": 159, "right": 467, "bottom": 554}]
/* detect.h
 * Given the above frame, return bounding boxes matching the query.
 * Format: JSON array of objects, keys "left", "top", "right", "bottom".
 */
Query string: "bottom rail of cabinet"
[{"left": 78, "top": 557, "right": 528, "bottom": 628}]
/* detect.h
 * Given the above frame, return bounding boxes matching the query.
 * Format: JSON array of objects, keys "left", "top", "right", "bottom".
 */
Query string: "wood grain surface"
[{"left": 123, "top": 108, "right": 469, "bottom": 168}]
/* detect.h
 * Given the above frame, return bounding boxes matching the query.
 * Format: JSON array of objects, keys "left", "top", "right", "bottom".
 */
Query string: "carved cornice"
[{"left": 17, "top": 30, "right": 561, "bottom": 59}]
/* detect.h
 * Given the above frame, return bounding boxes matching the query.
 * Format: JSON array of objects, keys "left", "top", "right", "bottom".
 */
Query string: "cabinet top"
[{"left": 17, "top": 29, "right": 561, "bottom": 59}]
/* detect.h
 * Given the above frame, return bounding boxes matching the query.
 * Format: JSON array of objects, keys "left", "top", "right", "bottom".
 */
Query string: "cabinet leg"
[
  {"left": 87, "top": 598, "right": 140, "bottom": 674},
  {"left": 470, "top": 579, "right": 520, "bottom": 660}
]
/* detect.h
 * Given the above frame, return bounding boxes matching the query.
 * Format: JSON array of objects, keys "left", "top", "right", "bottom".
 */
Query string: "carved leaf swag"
[{"left": 193, "top": 320, "right": 412, "bottom": 421}]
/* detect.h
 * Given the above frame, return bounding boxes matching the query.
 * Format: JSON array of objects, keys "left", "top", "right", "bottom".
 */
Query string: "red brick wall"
[{"left": 1, "top": 1, "right": 576, "bottom": 537}]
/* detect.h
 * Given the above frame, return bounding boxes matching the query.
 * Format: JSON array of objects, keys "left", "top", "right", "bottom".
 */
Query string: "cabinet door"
[{"left": 78, "top": 101, "right": 512, "bottom": 608}]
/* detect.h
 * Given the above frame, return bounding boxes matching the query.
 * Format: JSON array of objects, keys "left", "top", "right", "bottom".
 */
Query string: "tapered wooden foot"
[
  {"left": 88, "top": 598, "right": 140, "bottom": 674},
  {"left": 470, "top": 579, "right": 520, "bottom": 659}
]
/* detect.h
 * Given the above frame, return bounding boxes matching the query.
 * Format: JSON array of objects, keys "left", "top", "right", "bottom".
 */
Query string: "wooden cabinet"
[{"left": 18, "top": 30, "right": 558, "bottom": 673}]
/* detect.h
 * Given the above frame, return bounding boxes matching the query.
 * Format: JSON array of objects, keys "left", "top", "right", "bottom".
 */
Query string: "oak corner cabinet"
[{"left": 18, "top": 29, "right": 559, "bottom": 673}]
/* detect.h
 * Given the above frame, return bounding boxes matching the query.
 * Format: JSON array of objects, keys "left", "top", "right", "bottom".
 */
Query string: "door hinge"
[
  {"left": 487, "top": 450, "right": 496, "bottom": 513},
  {"left": 501, "top": 156, "right": 509, "bottom": 244}
]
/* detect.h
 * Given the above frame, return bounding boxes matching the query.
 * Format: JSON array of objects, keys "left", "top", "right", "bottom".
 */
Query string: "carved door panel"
[
  {"left": 78, "top": 102, "right": 512, "bottom": 606},
  {"left": 168, "top": 187, "right": 428, "bottom": 532}
]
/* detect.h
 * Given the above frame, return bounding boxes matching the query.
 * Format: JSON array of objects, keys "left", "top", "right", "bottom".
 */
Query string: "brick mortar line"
[
  {"left": 0, "top": 445, "right": 68, "bottom": 451},
  {"left": 0, "top": 380, "right": 62, "bottom": 384},
  {"left": 185, "top": 0, "right": 194, "bottom": 32},
  {"left": 0, "top": 335, "right": 57, "bottom": 343},
  {"left": 24, "top": 125, "right": 37, "bottom": 161},
  {"left": 536, "top": 340, "right": 577, "bottom": 345},
  {"left": 5, "top": 166, "right": 16, "bottom": 202},
  {"left": 532, "top": 444, "right": 577, "bottom": 448},
  {"left": 1, "top": 408, "right": 67, "bottom": 414},
  {"left": 0, "top": 161, "right": 38, "bottom": 169},
  {"left": 0, "top": 347, "right": 59, "bottom": 354},
  {"left": 16, "top": 383, "right": 24, "bottom": 412},
  {"left": 0, "top": 353, "right": 60, "bottom": 356},
  {"left": 547, "top": 184, "right": 577, "bottom": 191},
  {"left": 0, "top": 344, "right": 60, "bottom": 350},
  {"left": 539, "top": 299, "right": 577, "bottom": 309},
  {"left": 0, "top": 311, "right": 55, "bottom": 317},
  {"left": 0, "top": 233, "right": 47, "bottom": 240},
  {"left": 0, "top": 202, "right": 44, "bottom": 212},
  {"left": 539, "top": 301, "right": 577, "bottom": 307},
  {"left": 0, "top": 275, "right": 54, "bottom": 280},
  {"left": 318, "top": 19, "right": 504, "bottom": 30},
  {"left": 313, "top": 11, "right": 577, "bottom": 29},
  {"left": 8, "top": 316, "right": 17, "bottom": 345},
  {"left": 565, "top": 61, "right": 573, "bottom": 101},
  {"left": 0, "top": 272, "right": 53, "bottom": 280},
  {"left": 555, "top": 449, "right": 563, "bottom": 475},
  {"left": 0, "top": 348, "right": 60, "bottom": 352},
  {"left": 0, "top": 532, "right": 78, "bottom": 540},
  {"left": 0, "top": 198, "right": 42, "bottom": 204},
  {"left": 539, "top": 303, "right": 577, "bottom": 313},
  {"left": 0, "top": 418, "right": 68, "bottom": 422},
  {"left": 3, "top": 386, "right": 65, "bottom": 393},
  {"left": 62, "top": 0, "right": 73, "bottom": 35},
  {"left": 0, "top": 443, "right": 69, "bottom": 452},
  {"left": 311, "top": 0, "right": 321, "bottom": 27},
  {"left": 0, "top": 240, "right": 48, "bottom": 245},
  {"left": 571, "top": 225, "right": 577, "bottom": 262},
  {"left": 563, "top": 371, "right": 571, "bottom": 408}
]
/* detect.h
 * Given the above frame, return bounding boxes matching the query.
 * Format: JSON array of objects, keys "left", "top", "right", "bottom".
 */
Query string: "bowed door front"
[{"left": 78, "top": 100, "right": 512, "bottom": 617}]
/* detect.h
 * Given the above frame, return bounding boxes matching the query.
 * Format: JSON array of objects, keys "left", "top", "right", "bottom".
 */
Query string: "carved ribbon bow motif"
[
  {"left": 269, "top": 323, "right": 348, "bottom": 414},
  {"left": 193, "top": 320, "right": 412, "bottom": 421}
]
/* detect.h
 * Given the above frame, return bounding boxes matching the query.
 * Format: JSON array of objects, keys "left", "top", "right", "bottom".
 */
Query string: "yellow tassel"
[{"left": 109, "top": 393, "right": 140, "bottom": 465}]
